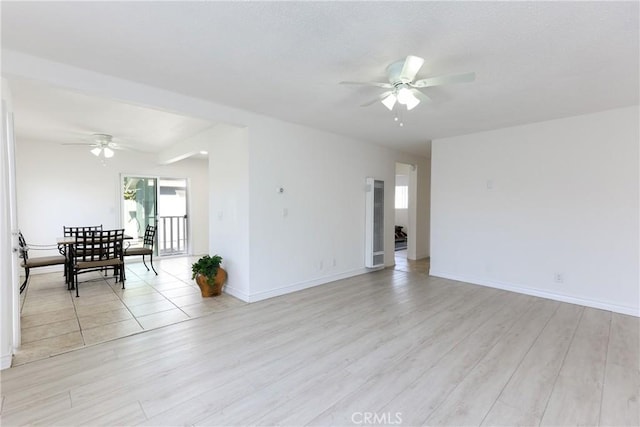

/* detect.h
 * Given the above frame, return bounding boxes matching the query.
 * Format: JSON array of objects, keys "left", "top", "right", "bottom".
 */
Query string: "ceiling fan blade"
[
  {"left": 62, "top": 143, "right": 99, "bottom": 146},
  {"left": 411, "top": 88, "right": 432, "bottom": 103},
  {"left": 399, "top": 55, "right": 425, "bottom": 82},
  {"left": 340, "top": 81, "right": 393, "bottom": 89},
  {"left": 360, "top": 91, "right": 393, "bottom": 107},
  {"left": 110, "top": 142, "right": 141, "bottom": 152},
  {"left": 411, "top": 72, "right": 476, "bottom": 88}
]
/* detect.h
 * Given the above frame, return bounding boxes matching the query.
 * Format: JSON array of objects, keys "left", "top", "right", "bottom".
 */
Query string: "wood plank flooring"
[{"left": 1, "top": 265, "right": 638, "bottom": 426}]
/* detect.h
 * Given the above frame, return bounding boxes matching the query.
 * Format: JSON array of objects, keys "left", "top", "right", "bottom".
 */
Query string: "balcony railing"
[{"left": 158, "top": 215, "right": 188, "bottom": 255}]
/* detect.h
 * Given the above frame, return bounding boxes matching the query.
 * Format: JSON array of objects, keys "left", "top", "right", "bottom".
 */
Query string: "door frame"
[
  {"left": 119, "top": 174, "right": 191, "bottom": 256},
  {"left": 394, "top": 162, "right": 418, "bottom": 260},
  {"left": 1, "top": 79, "right": 21, "bottom": 369}
]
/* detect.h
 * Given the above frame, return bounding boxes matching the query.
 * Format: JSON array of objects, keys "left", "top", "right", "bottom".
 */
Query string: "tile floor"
[{"left": 16, "top": 256, "right": 245, "bottom": 366}]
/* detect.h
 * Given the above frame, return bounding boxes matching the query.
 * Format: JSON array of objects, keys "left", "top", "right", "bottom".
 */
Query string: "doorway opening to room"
[
  {"left": 122, "top": 176, "right": 189, "bottom": 256},
  {"left": 394, "top": 162, "right": 413, "bottom": 269}
]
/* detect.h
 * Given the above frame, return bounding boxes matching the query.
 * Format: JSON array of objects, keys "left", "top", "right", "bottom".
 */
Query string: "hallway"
[{"left": 394, "top": 249, "right": 430, "bottom": 274}]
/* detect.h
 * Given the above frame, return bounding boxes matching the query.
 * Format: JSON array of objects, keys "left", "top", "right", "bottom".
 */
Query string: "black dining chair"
[
  {"left": 124, "top": 225, "right": 158, "bottom": 275},
  {"left": 72, "top": 229, "right": 125, "bottom": 297},
  {"left": 60, "top": 225, "right": 103, "bottom": 282},
  {"left": 63, "top": 225, "right": 103, "bottom": 237},
  {"left": 17, "top": 231, "right": 66, "bottom": 293}
]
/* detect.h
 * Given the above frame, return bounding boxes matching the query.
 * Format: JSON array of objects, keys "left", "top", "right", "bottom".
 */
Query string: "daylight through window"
[{"left": 395, "top": 185, "right": 408, "bottom": 209}]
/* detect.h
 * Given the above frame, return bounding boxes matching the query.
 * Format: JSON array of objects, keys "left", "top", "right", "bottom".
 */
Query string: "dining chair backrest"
[
  {"left": 17, "top": 231, "right": 29, "bottom": 262},
  {"left": 64, "top": 225, "right": 103, "bottom": 237},
  {"left": 17, "top": 230, "right": 67, "bottom": 294},
  {"left": 124, "top": 225, "right": 158, "bottom": 275},
  {"left": 73, "top": 229, "right": 124, "bottom": 262},
  {"left": 142, "top": 225, "right": 156, "bottom": 249}
]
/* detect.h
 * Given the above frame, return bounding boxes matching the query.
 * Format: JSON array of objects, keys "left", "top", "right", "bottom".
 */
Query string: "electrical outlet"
[{"left": 554, "top": 273, "right": 564, "bottom": 283}]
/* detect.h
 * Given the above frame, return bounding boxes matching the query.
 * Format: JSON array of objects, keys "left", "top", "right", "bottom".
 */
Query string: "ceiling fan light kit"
[
  {"left": 92, "top": 146, "right": 114, "bottom": 158},
  {"left": 89, "top": 134, "right": 116, "bottom": 158},
  {"left": 381, "top": 94, "right": 397, "bottom": 110},
  {"left": 63, "top": 133, "right": 123, "bottom": 159},
  {"left": 341, "top": 55, "right": 475, "bottom": 125}
]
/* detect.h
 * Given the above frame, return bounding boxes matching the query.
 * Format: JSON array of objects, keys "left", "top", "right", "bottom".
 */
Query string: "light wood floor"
[
  {"left": 1, "top": 267, "right": 638, "bottom": 426},
  {"left": 393, "top": 249, "right": 430, "bottom": 274}
]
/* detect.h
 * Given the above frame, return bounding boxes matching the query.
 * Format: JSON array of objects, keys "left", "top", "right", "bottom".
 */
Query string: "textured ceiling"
[{"left": 2, "top": 1, "right": 638, "bottom": 157}]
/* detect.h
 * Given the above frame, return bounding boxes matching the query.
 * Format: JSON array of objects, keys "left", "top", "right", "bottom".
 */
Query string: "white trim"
[
  {"left": 1, "top": 82, "right": 21, "bottom": 367},
  {"left": 430, "top": 269, "right": 639, "bottom": 317},
  {"left": 223, "top": 285, "right": 250, "bottom": 302},
  {"left": 1, "top": 352, "right": 12, "bottom": 370},
  {"left": 242, "top": 268, "right": 370, "bottom": 303}
]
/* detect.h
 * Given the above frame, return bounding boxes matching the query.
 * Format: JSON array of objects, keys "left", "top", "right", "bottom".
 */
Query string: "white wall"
[
  {"left": 4, "top": 50, "right": 431, "bottom": 304},
  {"left": 15, "top": 139, "right": 209, "bottom": 261},
  {"left": 245, "top": 119, "right": 400, "bottom": 300},
  {"left": 206, "top": 117, "right": 430, "bottom": 303},
  {"left": 431, "top": 106, "right": 639, "bottom": 316},
  {"left": 208, "top": 127, "right": 251, "bottom": 300}
]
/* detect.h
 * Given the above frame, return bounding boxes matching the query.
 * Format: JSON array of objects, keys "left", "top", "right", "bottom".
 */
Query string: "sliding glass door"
[
  {"left": 123, "top": 176, "right": 157, "bottom": 244},
  {"left": 157, "top": 178, "right": 188, "bottom": 255},
  {"left": 122, "top": 175, "right": 189, "bottom": 256}
]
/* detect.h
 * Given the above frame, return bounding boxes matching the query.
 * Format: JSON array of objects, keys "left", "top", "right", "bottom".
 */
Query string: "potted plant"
[{"left": 192, "top": 255, "right": 227, "bottom": 297}]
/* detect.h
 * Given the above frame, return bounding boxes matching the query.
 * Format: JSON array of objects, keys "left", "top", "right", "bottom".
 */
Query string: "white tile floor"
[{"left": 16, "top": 256, "right": 245, "bottom": 366}]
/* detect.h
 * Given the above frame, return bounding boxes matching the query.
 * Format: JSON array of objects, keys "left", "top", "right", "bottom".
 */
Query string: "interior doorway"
[
  {"left": 122, "top": 176, "right": 189, "bottom": 256},
  {"left": 394, "top": 162, "right": 413, "bottom": 267}
]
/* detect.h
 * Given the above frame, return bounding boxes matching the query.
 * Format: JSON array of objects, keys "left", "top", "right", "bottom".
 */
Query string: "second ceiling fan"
[
  {"left": 341, "top": 55, "right": 475, "bottom": 111},
  {"left": 62, "top": 133, "right": 130, "bottom": 158}
]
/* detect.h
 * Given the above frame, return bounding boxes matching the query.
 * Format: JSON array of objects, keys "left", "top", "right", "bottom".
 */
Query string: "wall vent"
[{"left": 365, "top": 177, "right": 384, "bottom": 268}]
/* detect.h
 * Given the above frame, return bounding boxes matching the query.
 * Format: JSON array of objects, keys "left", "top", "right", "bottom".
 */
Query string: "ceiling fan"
[
  {"left": 341, "top": 55, "right": 475, "bottom": 111},
  {"left": 62, "top": 133, "right": 126, "bottom": 158}
]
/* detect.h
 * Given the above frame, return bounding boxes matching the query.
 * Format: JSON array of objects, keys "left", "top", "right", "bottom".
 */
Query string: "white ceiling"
[
  {"left": 8, "top": 80, "right": 218, "bottom": 152},
  {"left": 2, "top": 1, "right": 638, "bottom": 157}
]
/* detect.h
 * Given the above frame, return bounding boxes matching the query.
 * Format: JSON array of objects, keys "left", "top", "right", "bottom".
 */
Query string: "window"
[{"left": 395, "top": 185, "right": 408, "bottom": 209}]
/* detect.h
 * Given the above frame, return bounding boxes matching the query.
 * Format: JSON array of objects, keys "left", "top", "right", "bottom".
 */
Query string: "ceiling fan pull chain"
[{"left": 396, "top": 107, "right": 404, "bottom": 127}]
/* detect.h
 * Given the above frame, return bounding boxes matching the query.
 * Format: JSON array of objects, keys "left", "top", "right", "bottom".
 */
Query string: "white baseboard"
[
  {"left": 1, "top": 351, "right": 13, "bottom": 370},
  {"left": 430, "top": 269, "right": 639, "bottom": 317},
  {"left": 244, "top": 268, "right": 370, "bottom": 303},
  {"left": 223, "top": 285, "right": 250, "bottom": 302}
]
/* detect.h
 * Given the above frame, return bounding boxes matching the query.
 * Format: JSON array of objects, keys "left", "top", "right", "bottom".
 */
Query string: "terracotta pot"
[{"left": 195, "top": 268, "right": 227, "bottom": 297}]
